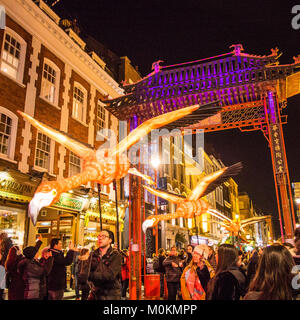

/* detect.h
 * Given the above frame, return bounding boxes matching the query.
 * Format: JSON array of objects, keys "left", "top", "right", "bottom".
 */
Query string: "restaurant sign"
[{"left": 53, "top": 193, "right": 87, "bottom": 211}]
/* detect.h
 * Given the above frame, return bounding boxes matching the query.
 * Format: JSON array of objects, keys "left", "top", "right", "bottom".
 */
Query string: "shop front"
[
  {"left": 0, "top": 168, "right": 39, "bottom": 247},
  {"left": 35, "top": 191, "right": 89, "bottom": 250},
  {"left": 83, "top": 198, "right": 125, "bottom": 249},
  {"left": 0, "top": 167, "right": 126, "bottom": 253}
]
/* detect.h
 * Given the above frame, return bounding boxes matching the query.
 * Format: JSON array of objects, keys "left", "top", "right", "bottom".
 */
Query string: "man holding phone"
[{"left": 47, "top": 238, "right": 76, "bottom": 300}]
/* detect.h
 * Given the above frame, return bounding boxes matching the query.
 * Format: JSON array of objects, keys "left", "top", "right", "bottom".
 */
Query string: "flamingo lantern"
[
  {"left": 205, "top": 209, "right": 271, "bottom": 243},
  {"left": 18, "top": 102, "right": 221, "bottom": 225},
  {"left": 142, "top": 162, "right": 243, "bottom": 233}
]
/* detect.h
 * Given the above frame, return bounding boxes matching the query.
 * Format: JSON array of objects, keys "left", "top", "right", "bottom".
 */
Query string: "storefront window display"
[
  {"left": 83, "top": 220, "right": 99, "bottom": 250},
  {"left": 0, "top": 209, "right": 25, "bottom": 246}
]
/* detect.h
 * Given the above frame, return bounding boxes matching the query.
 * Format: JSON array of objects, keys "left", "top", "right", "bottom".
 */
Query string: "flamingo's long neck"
[{"left": 54, "top": 168, "right": 98, "bottom": 197}]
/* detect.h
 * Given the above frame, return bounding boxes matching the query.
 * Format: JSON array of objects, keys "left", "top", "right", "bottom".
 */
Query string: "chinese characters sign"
[{"left": 269, "top": 123, "right": 286, "bottom": 174}]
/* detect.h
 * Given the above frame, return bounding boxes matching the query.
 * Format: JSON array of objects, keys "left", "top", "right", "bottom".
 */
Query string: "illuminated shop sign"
[{"left": 53, "top": 193, "right": 86, "bottom": 211}]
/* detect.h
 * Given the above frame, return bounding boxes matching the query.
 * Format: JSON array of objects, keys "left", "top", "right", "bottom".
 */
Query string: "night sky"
[{"left": 52, "top": 0, "right": 300, "bottom": 237}]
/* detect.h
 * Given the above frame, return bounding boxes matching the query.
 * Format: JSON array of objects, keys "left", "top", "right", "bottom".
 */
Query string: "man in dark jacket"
[
  {"left": 47, "top": 238, "right": 75, "bottom": 300},
  {"left": 163, "top": 246, "right": 184, "bottom": 300},
  {"left": 88, "top": 229, "right": 122, "bottom": 300}
]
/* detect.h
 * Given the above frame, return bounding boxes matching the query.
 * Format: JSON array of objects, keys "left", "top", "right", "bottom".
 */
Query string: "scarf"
[{"left": 181, "top": 266, "right": 205, "bottom": 300}]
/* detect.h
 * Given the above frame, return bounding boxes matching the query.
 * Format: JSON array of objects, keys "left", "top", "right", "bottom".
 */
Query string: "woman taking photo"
[{"left": 181, "top": 244, "right": 213, "bottom": 300}]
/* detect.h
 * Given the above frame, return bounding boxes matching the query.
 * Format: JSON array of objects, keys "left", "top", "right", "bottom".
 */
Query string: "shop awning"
[
  {"left": 85, "top": 210, "right": 124, "bottom": 223},
  {"left": 0, "top": 190, "right": 31, "bottom": 202}
]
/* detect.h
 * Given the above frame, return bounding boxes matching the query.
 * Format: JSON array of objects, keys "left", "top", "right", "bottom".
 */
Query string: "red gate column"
[
  {"left": 128, "top": 117, "right": 142, "bottom": 300},
  {"left": 264, "top": 91, "right": 296, "bottom": 240}
]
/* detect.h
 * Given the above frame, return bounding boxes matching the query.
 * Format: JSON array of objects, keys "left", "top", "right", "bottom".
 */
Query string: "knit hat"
[
  {"left": 23, "top": 246, "right": 38, "bottom": 260},
  {"left": 193, "top": 244, "right": 210, "bottom": 259}
]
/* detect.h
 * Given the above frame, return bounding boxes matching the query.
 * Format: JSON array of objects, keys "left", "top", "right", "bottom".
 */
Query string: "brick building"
[{"left": 0, "top": 0, "right": 130, "bottom": 250}]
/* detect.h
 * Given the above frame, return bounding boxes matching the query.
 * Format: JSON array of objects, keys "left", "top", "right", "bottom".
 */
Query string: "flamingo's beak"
[
  {"left": 28, "top": 190, "right": 57, "bottom": 225},
  {"left": 142, "top": 218, "right": 156, "bottom": 233}
]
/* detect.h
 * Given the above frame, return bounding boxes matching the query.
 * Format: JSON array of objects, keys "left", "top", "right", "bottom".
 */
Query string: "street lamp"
[{"left": 151, "top": 156, "right": 160, "bottom": 254}]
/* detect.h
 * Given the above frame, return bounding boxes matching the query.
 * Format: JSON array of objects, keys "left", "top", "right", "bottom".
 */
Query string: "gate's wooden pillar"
[
  {"left": 128, "top": 117, "right": 142, "bottom": 300},
  {"left": 264, "top": 91, "right": 296, "bottom": 240}
]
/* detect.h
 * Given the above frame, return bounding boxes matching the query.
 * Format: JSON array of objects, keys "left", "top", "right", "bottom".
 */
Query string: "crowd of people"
[
  {"left": 148, "top": 228, "right": 300, "bottom": 300},
  {"left": 0, "top": 229, "right": 123, "bottom": 301},
  {"left": 0, "top": 227, "right": 299, "bottom": 300}
]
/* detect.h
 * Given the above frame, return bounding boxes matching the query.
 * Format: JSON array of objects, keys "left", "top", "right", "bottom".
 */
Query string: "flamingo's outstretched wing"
[
  {"left": 241, "top": 215, "right": 269, "bottom": 228},
  {"left": 143, "top": 185, "right": 185, "bottom": 204},
  {"left": 207, "top": 209, "right": 233, "bottom": 223},
  {"left": 128, "top": 168, "right": 156, "bottom": 185},
  {"left": 188, "top": 162, "right": 243, "bottom": 201},
  {"left": 110, "top": 102, "right": 221, "bottom": 158},
  {"left": 18, "top": 111, "right": 94, "bottom": 159}
]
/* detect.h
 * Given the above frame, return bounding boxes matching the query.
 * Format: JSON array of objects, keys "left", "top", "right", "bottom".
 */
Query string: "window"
[
  {"left": 69, "top": 151, "right": 81, "bottom": 176},
  {"left": 0, "top": 28, "right": 26, "bottom": 83},
  {"left": 41, "top": 60, "right": 60, "bottom": 105},
  {"left": 0, "top": 113, "right": 12, "bottom": 155},
  {"left": 35, "top": 132, "right": 51, "bottom": 170},
  {"left": 166, "top": 239, "right": 171, "bottom": 250},
  {"left": 72, "top": 83, "right": 87, "bottom": 123},
  {"left": 0, "top": 107, "right": 18, "bottom": 160},
  {"left": 162, "top": 137, "right": 170, "bottom": 175},
  {"left": 96, "top": 101, "right": 106, "bottom": 132}
]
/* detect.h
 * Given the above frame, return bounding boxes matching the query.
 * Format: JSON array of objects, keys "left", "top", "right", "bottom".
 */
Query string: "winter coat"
[
  {"left": 121, "top": 255, "right": 129, "bottom": 281},
  {"left": 196, "top": 264, "right": 211, "bottom": 294},
  {"left": 5, "top": 246, "right": 25, "bottom": 300},
  {"left": 163, "top": 255, "right": 183, "bottom": 283},
  {"left": 18, "top": 257, "right": 53, "bottom": 299},
  {"left": 88, "top": 246, "right": 122, "bottom": 300},
  {"left": 75, "top": 255, "right": 91, "bottom": 292},
  {"left": 208, "top": 266, "right": 246, "bottom": 300},
  {"left": 181, "top": 265, "right": 206, "bottom": 300},
  {"left": 47, "top": 248, "right": 74, "bottom": 291},
  {"left": 5, "top": 240, "right": 42, "bottom": 300}
]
